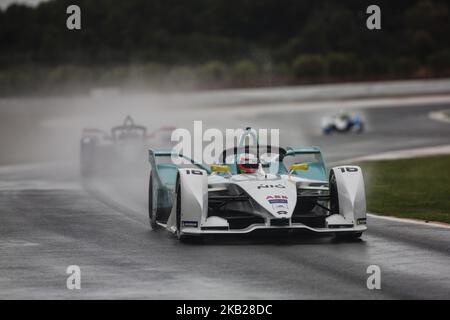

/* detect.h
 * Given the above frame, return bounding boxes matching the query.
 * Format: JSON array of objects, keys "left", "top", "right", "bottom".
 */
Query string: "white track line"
[
  {"left": 210, "top": 94, "right": 450, "bottom": 115},
  {"left": 368, "top": 213, "right": 450, "bottom": 229},
  {"left": 429, "top": 109, "right": 450, "bottom": 124},
  {"left": 332, "top": 144, "right": 450, "bottom": 164}
]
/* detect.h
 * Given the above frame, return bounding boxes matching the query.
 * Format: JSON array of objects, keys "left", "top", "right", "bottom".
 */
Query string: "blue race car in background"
[{"left": 321, "top": 111, "right": 364, "bottom": 135}]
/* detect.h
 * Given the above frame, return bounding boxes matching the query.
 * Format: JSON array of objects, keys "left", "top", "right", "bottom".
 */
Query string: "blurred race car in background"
[
  {"left": 321, "top": 111, "right": 364, "bottom": 135},
  {"left": 80, "top": 115, "right": 175, "bottom": 177},
  {"left": 148, "top": 127, "right": 367, "bottom": 241}
]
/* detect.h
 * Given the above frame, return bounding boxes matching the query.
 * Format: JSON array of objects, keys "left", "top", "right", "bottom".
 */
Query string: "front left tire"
[
  {"left": 148, "top": 172, "right": 160, "bottom": 230},
  {"left": 175, "top": 174, "right": 188, "bottom": 241}
]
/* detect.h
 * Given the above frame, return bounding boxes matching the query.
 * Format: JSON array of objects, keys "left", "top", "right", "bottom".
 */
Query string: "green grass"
[{"left": 357, "top": 155, "right": 450, "bottom": 224}]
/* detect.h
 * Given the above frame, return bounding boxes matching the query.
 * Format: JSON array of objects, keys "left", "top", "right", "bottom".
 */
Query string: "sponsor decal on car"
[
  {"left": 266, "top": 195, "right": 288, "bottom": 203},
  {"left": 182, "top": 220, "right": 198, "bottom": 227},
  {"left": 357, "top": 218, "right": 367, "bottom": 225},
  {"left": 257, "top": 183, "right": 286, "bottom": 189},
  {"left": 266, "top": 195, "right": 289, "bottom": 211}
]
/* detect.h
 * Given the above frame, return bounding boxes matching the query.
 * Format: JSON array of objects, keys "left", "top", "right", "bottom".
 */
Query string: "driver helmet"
[{"left": 237, "top": 153, "right": 258, "bottom": 174}]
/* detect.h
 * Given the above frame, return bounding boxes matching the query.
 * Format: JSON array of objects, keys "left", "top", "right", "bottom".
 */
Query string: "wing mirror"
[
  {"left": 210, "top": 165, "right": 231, "bottom": 173},
  {"left": 289, "top": 163, "right": 309, "bottom": 172}
]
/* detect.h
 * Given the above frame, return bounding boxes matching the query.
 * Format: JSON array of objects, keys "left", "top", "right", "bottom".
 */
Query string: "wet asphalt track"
[{"left": 0, "top": 89, "right": 449, "bottom": 299}]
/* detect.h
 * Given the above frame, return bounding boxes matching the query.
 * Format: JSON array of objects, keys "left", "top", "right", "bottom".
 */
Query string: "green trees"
[
  {"left": 1, "top": 0, "right": 450, "bottom": 93},
  {"left": 199, "top": 61, "right": 227, "bottom": 83},
  {"left": 327, "top": 53, "right": 360, "bottom": 78},
  {"left": 292, "top": 53, "right": 360, "bottom": 79},
  {"left": 292, "top": 54, "right": 326, "bottom": 78}
]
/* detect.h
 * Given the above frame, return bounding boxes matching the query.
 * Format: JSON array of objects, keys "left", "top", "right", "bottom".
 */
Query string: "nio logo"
[{"left": 257, "top": 184, "right": 285, "bottom": 189}]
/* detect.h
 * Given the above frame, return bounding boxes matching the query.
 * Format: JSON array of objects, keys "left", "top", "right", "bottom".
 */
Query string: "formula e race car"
[
  {"left": 321, "top": 111, "right": 364, "bottom": 135},
  {"left": 148, "top": 128, "right": 367, "bottom": 241},
  {"left": 80, "top": 116, "right": 175, "bottom": 177}
]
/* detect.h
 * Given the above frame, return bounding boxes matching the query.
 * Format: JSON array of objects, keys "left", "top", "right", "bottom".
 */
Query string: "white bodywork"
[
  {"left": 162, "top": 165, "right": 367, "bottom": 237},
  {"left": 331, "top": 166, "right": 366, "bottom": 225}
]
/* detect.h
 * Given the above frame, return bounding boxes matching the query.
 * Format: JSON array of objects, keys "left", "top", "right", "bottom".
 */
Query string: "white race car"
[{"left": 148, "top": 129, "right": 367, "bottom": 241}]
